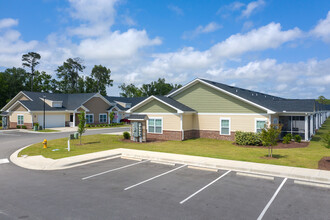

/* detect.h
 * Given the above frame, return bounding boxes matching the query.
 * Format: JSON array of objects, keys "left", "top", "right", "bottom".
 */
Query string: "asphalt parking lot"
[{"left": 40, "top": 157, "right": 330, "bottom": 220}]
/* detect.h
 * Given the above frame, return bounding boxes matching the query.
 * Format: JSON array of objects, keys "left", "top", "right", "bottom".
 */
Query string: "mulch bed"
[
  {"left": 318, "top": 157, "right": 330, "bottom": 171},
  {"left": 121, "top": 139, "right": 165, "bottom": 143},
  {"left": 234, "top": 141, "right": 309, "bottom": 149}
]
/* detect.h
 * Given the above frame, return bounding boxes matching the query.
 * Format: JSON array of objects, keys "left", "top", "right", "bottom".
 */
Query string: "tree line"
[{"left": 0, "top": 51, "right": 182, "bottom": 109}]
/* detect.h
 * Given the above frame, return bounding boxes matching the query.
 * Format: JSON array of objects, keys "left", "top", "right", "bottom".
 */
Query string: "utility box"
[
  {"left": 127, "top": 114, "right": 148, "bottom": 142},
  {"left": 74, "top": 132, "right": 79, "bottom": 139}
]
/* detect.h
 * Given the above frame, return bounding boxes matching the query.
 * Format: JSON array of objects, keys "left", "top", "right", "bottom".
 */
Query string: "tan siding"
[
  {"left": 83, "top": 97, "right": 111, "bottom": 124},
  {"left": 11, "top": 104, "right": 28, "bottom": 112},
  {"left": 146, "top": 114, "right": 181, "bottom": 131},
  {"left": 135, "top": 99, "right": 177, "bottom": 113},
  {"left": 10, "top": 112, "right": 32, "bottom": 123},
  {"left": 189, "top": 114, "right": 268, "bottom": 132},
  {"left": 18, "top": 94, "right": 29, "bottom": 101},
  {"left": 172, "top": 82, "right": 266, "bottom": 113},
  {"left": 183, "top": 114, "right": 194, "bottom": 130}
]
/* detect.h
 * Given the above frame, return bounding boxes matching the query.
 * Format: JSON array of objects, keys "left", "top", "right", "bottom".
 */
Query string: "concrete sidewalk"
[{"left": 10, "top": 147, "right": 330, "bottom": 184}]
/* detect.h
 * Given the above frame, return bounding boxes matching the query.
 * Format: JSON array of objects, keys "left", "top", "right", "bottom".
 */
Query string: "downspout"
[{"left": 180, "top": 113, "right": 184, "bottom": 141}]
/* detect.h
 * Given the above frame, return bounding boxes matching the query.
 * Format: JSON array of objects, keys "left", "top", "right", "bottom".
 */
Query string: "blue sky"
[{"left": 1, "top": 0, "right": 330, "bottom": 98}]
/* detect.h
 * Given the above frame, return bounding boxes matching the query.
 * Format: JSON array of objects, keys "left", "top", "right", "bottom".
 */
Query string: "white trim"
[
  {"left": 108, "top": 105, "right": 121, "bottom": 112},
  {"left": 99, "top": 113, "right": 107, "bottom": 123},
  {"left": 80, "top": 93, "right": 112, "bottom": 107},
  {"left": 126, "top": 96, "right": 188, "bottom": 114},
  {"left": 304, "top": 116, "right": 308, "bottom": 141},
  {"left": 7, "top": 101, "right": 30, "bottom": 112},
  {"left": 17, "top": 114, "right": 24, "bottom": 125},
  {"left": 131, "top": 112, "right": 180, "bottom": 116},
  {"left": 180, "top": 114, "right": 184, "bottom": 140},
  {"left": 147, "top": 117, "right": 163, "bottom": 134},
  {"left": 86, "top": 113, "right": 94, "bottom": 124},
  {"left": 166, "top": 78, "right": 275, "bottom": 114},
  {"left": 255, "top": 118, "right": 268, "bottom": 133},
  {"left": 74, "top": 105, "right": 90, "bottom": 112},
  {"left": 1, "top": 91, "right": 33, "bottom": 111},
  {"left": 220, "top": 117, "right": 231, "bottom": 135},
  {"left": 197, "top": 113, "right": 268, "bottom": 116}
]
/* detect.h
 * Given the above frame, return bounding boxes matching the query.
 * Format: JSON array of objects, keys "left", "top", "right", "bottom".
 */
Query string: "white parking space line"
[
  {"left": 257, "top": 178, "right": 287, "bottom": 220},
  {"left": 0, "top": 158, "right": 10, "bottom": 164},
  {"left": 82, "top": 160, "right": 149, "bottom": 180},
  {"left": 180, "top": 170, "right": 231, "bottom": 204},
  {"left": 125, "top": 164, "right": 187, "bottom": 191}
]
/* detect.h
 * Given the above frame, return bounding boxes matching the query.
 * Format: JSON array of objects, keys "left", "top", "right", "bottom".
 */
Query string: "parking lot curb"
[{"left": 10, "top": 147, "right": 330, "bottom": 184}]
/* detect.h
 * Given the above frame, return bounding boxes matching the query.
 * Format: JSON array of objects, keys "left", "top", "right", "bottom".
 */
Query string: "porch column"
[
  {"left": 310, "top": 115, "right": 313, "bottom": 136},
  {"left": 73, "top": 112, "right": 76, "bottom": 127},
  {"left": 304, "top": 116, "right": 308, "bottom": 141}
]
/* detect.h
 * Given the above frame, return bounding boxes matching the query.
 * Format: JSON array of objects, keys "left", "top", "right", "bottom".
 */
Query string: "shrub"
[
  {"left": 34, "top": 123, "right": 39, "bottom": 127},
  {"left": 294, "top": 135, "right": 302, "bottom": 143},
  {"left": 286, "top": 133, "right": 293, "bottom": 140},
  {"left": 123, "top": 131, "right": 130, "bottom": 140},
  {"left": 322, "top": 131, "right": 330, "bottom": 149},
  {"left": 21, "top": 125, "right": 27, "bottom": 129},
  {"left": 86, "top": 124, "right": 91, "bottom": 128},
  {"left": 235, "top": 131, "right": 262, "bottom": 146},
  {"left": 283, "top": 134, "right": 291, "bottom": 144},
  {"left": 16, "top": 125, "right": 21, "bottom": 129}
]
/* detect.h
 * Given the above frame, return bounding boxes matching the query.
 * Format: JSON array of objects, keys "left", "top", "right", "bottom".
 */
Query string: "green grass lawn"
[
  {"left": 19, "top": 119, "right": 330, "bottom": 169},
  {"left": 36, "top": 129, "right": 60, "bottom": 132}
]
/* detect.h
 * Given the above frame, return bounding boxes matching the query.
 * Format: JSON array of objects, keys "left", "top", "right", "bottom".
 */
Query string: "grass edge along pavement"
[{"left": 19, "top": 119, "right": 330, "bottom": 169}]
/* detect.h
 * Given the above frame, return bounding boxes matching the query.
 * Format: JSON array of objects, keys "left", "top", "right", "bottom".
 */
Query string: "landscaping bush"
[
  {"left": 283, "top": 134, "right": 291, "bottom": 144},
  {"left": 86, "top": 124, "right": 91, "bottom": 128},
  {"left": 294, "top": 135, "right": 302, "bottom": 143},
  {"left": 286, "top": 133, "right": 293, "bottom": 140},
  {"left": 322, "top": 131, "right": 330, "bottom": 149},
  {"left": 21, "top": 125, "right": 27, "bottom": 129},
  {"left": 16, "top": 125, "right": 21, "bottom": 129},
  {"left": 123, "top": 131, "right": 130, "bottom": 140},
  {"left": 235, "top": 131, "right": 262, "bottom": 146},
  {"left": 34, "top": 123, "right": 39, "bottom": 127}
]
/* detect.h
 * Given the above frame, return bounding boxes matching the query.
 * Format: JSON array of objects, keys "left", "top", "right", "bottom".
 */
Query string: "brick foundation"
[
  {"left": 10, "top": 122, "right": 32, "bottom": 129},
  {"left": 147, "top": 130, "right": 182, "bottom": 141},
  {"left": 184, "top": 130, "right": 235, "bottom": 141}
]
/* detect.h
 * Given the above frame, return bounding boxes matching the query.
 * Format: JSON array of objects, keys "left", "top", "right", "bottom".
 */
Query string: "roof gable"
[{"left": 172, "top": 81, "right": 267, "bottom": 114}]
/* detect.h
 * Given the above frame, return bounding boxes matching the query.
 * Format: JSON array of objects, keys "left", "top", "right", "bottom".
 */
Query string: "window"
[
  {"left": 256, "top": 119, "right": 267, "bottom": 133},
  {"left": 273, "top": 118, "right": 278, "bottom": 125},
  {"left": 99, "top": 114, "right": 107, "bottom": 123},
  {"left": 86, "top": 114, "right": 94, "bottom": 124},
  {"left": 17, "top": 115, "right": 24, "bottom": 125},
  {"left": 220, "top": 118, "right": 230, "bottom": 135},
  {"left": 148, "top": 118, "right": 162, "bottom": 134}
]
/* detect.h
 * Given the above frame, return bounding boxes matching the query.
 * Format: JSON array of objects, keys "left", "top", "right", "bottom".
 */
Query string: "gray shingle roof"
[
  {"left": 154, "top": 96, "right": 196, "bottom": 112},
  {"left": 198, "top": 79, "right": 322, "bottom": 113},
  {"left": 19, "top": 91, "right": 97, "bottom": 111},
  {"left": 105, "top": 96, "right": 147, "bottom": 110}
]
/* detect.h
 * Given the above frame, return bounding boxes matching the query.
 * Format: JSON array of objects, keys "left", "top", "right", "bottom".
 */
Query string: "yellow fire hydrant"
[{"left": 43, "top": 139, "right": 47, "bottom": 149}]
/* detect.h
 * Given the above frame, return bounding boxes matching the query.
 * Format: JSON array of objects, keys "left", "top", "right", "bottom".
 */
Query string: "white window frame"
[
  {"left": 220, "top": 117, "right": 231, "bottom": 135},
  {"left": 17, "top": 114, "right": 24, "bottom": 125},
  {"left": 147, "top": 117, "right": 163, "bottom": 134},
  {"left": 86, "top": 114, "right": 94, "bottom": 124},
  {"left": 99, "top": 113, "right": 107, "bottom": 123},
  {"left": 255, "top": 118, "right": 268, "bottom": 133}
]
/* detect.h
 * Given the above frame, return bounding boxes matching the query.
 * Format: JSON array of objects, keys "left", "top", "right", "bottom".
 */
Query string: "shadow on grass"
[
  {"left": 75, "top": 141, "right": 101, "bottom": 146},
  {"left": 262, "top": 154, "right": 287, "bottom": 159},
  {"left": 311, "top": 136, "right": 321, "bottom": 142}
]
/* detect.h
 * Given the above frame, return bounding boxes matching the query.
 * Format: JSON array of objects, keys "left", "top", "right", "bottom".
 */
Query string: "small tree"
[
  {"left": 260, "top": 124, "right": 282, "bottom": 157},
  {"left": 78, "top": 111, "right": 86, "bottom": 145},
  {"left": 109, "top": 112, "right": 115, "bottom": 124}
]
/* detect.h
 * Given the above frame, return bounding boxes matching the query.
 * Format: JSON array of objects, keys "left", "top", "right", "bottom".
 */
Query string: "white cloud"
[
  {"left": 168, "top": 5, "right": 184, "bottom": 16},
  {"left": 0, "top": 18, "right": 18, "bottom": 29},
  {"left": 210, "top": 22, "right": 302, "bottom": 58},
  {"left": 217, "top": 1, "right": 245, "bottom": 15},
  {"left": 311, "top": 11, "right": 330, "bottom": 43},
  {"left": 76, "top": 29, "right": 161, "bottom": 61},
  {"left": 183, "top": 22, "right": 222, "bottom": 39},
  {"left": 68, "top": 0, "right": 118, "bottom": 37},
  {"left": 241, "top": 0, "right": 265, "bottom": 18}
]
